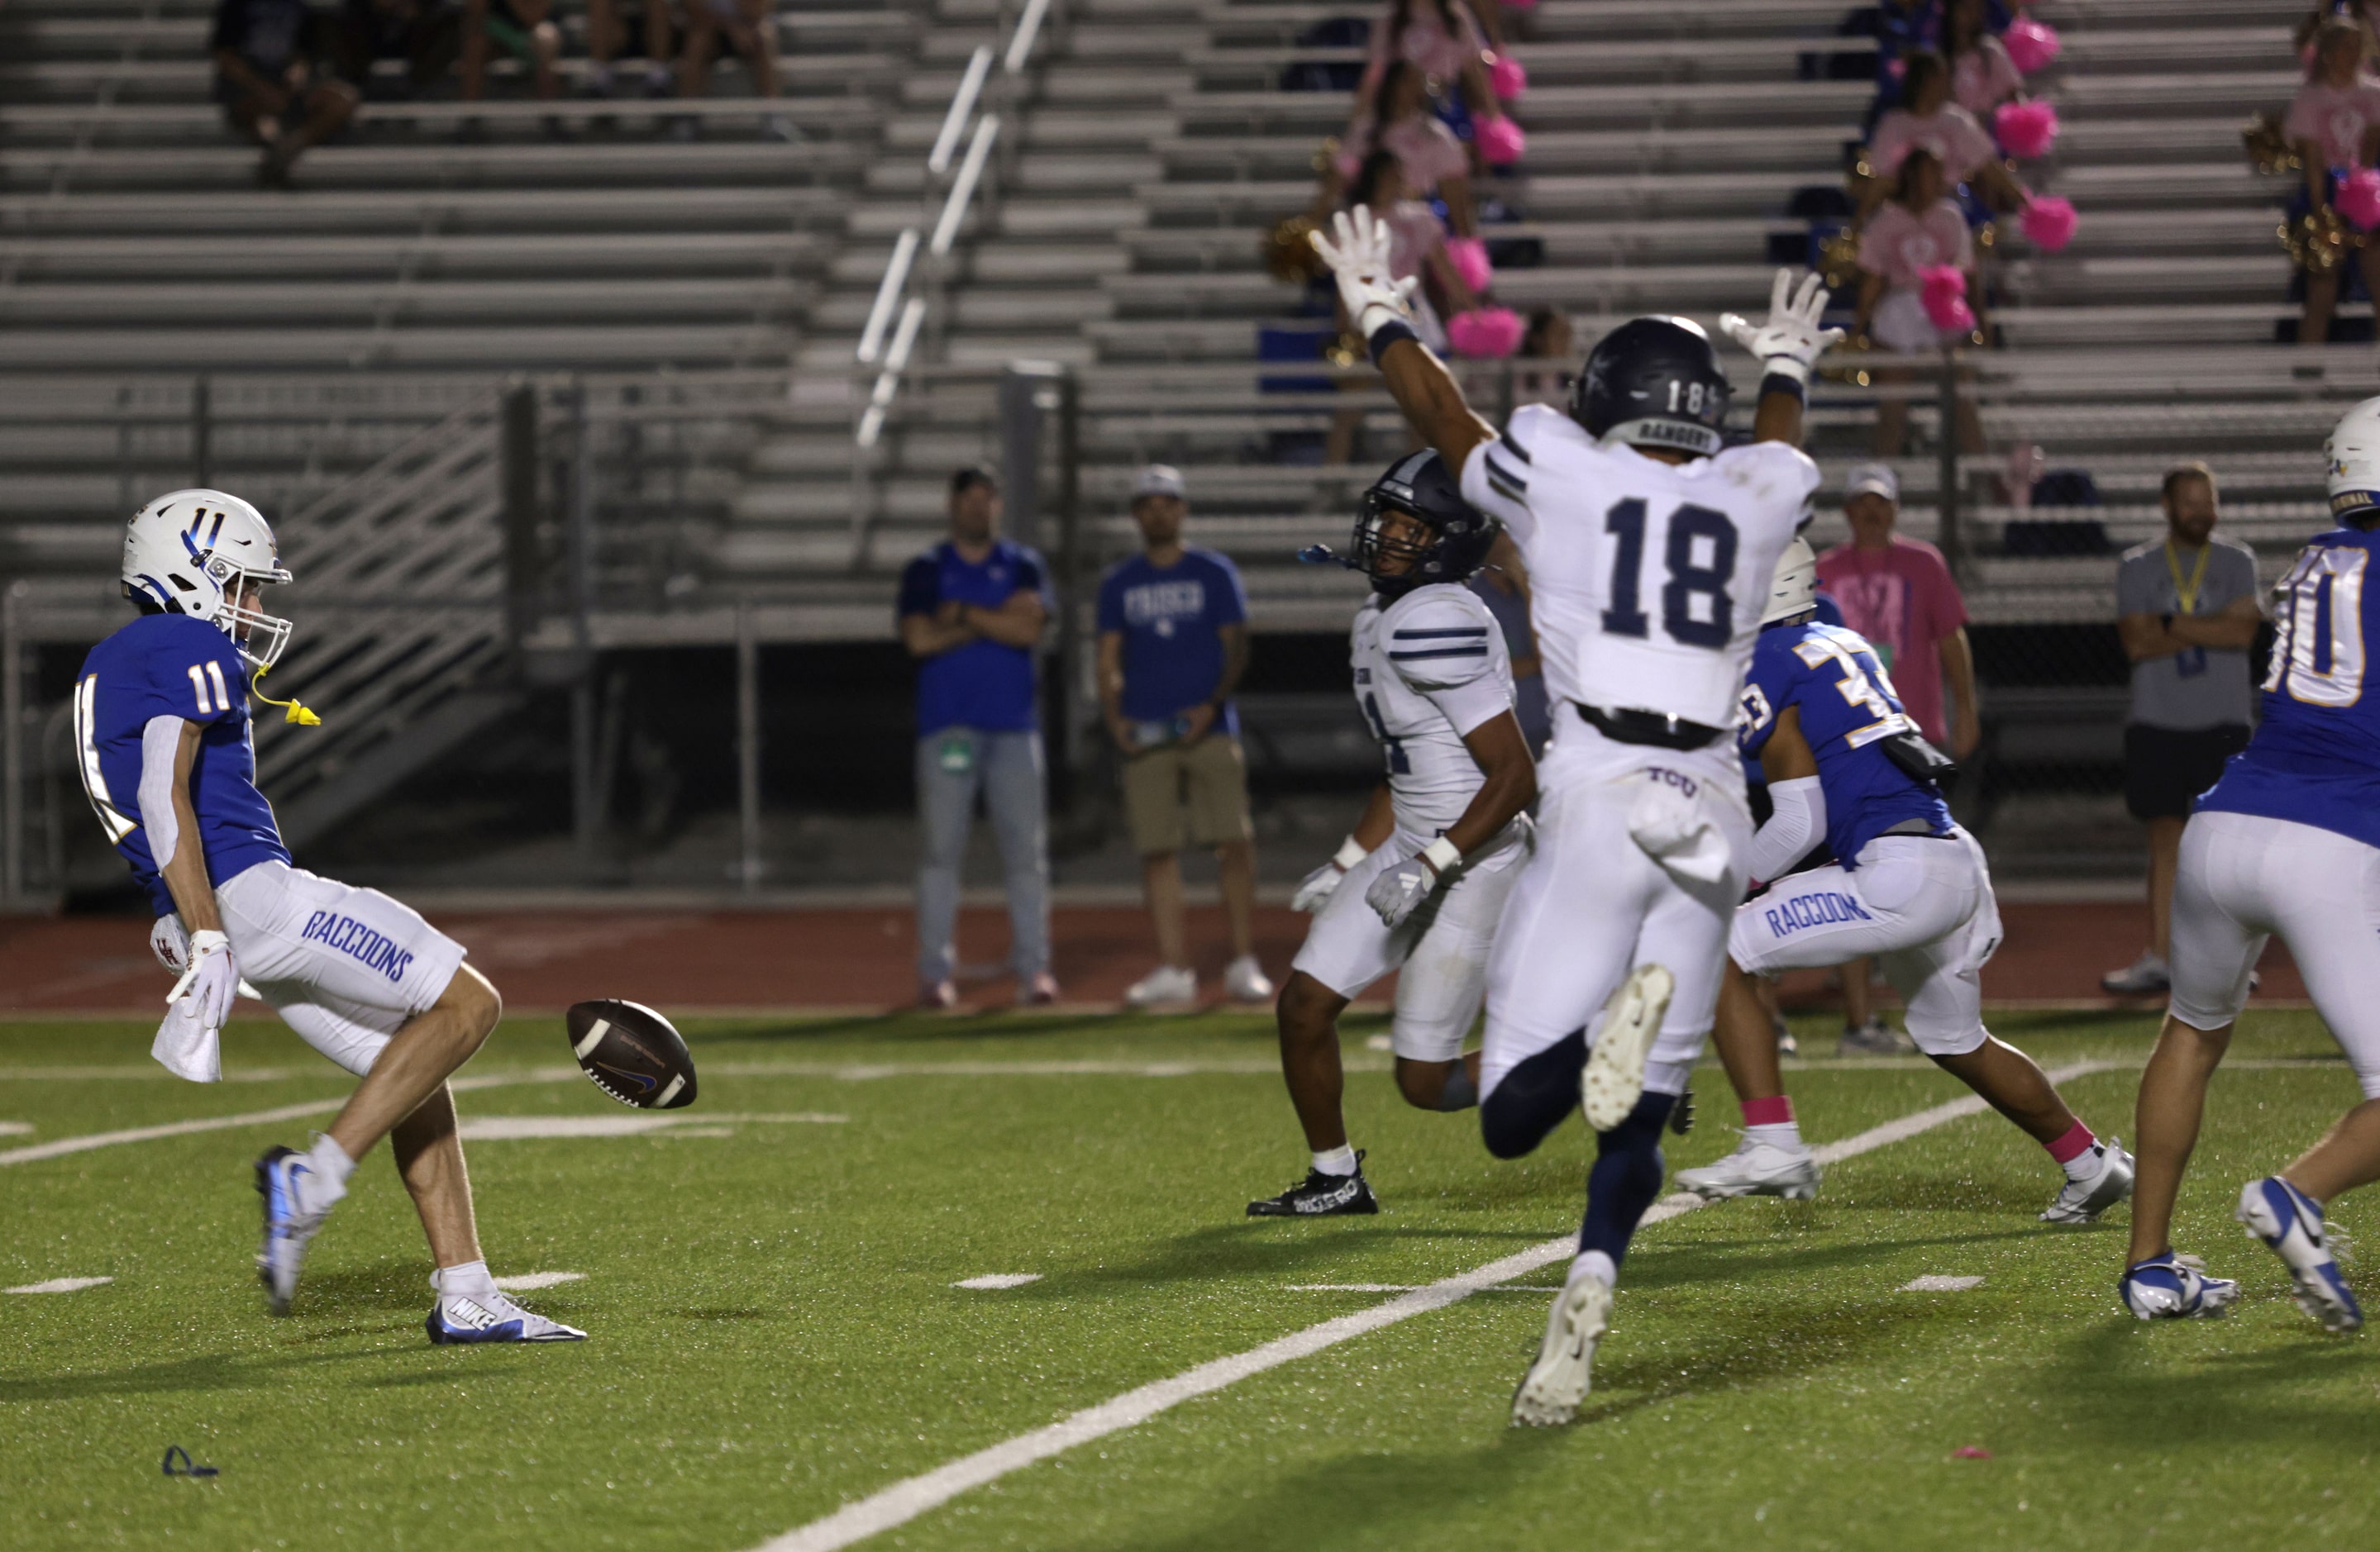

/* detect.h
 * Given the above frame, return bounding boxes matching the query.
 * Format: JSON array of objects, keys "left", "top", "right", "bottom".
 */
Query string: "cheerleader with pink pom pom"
[
  {"left": 1859, "top": 51, "right": 2030, "bottom": 222},
  {"left": 1350, "top": 0, "right": 1500, "bottom": 140},
  {"left": 1337, "top": 61, "right": 1481, "bottom": 236},
  {"left": 2287, "top": 17, "right": 2380, "bottom": 343},
  {"left": 1850, "top": 148, "right": 1991, "bottom": 458},
  {"left": 1942, "top": 0, "right": 2023, "bottom": 117},
  {"left": 1322, "top": 156, "right": 1488, "bottom": 462}
]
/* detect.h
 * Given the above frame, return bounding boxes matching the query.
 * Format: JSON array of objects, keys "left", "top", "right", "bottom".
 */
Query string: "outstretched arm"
[
  {"left": 1311, "top": 207, "right": 1498, "bottom": 474},
  {"left": 1719, "top": 269, "right": 1846, "bottom": 448}
]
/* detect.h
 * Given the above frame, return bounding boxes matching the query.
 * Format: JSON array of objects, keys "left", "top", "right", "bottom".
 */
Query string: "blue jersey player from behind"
[
  {"left": 76, "top": 488, "right": 582, "bottom": 1342},
  {"left": 1676, "top": 540, "right": 2135, "bottom": 1221},
  {"left": 2123, "top": 398, "right": 2380, "bottom": 1332}
]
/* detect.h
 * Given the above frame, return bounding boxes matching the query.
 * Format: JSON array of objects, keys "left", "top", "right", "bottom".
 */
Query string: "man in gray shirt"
[{"left": 2103, "top": 462, "right": 2262, "bottom": 995}]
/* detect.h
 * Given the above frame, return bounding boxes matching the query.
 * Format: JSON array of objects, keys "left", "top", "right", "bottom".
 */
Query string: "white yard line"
[{"left": 755, "top": 1059, "right": 2120, "bottom": 1552}]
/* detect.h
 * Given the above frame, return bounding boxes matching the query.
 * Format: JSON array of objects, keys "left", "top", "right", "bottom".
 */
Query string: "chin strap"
[{"left": 249, "top": 662, "right": 322, "bottom": 726}]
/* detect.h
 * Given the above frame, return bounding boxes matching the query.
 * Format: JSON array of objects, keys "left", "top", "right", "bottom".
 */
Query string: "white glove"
[
  {"left": 1364, "top": 837, "right": 1462, "bottom": 928},
  {"left": 1719, "top": 269, "right": 1846, "bottom": 388},
  {"left": 165, "top": 928, "right": 239, "bottom": 1033},
  {"left": 1308, "top": 206, "right": 1421, "bottom": 342},
  {"left": 150, "top": 913, "right": 190, "bottom": 975},
  {"left": 1292, "top": 836, "right": 1371, "bottom": 914}
]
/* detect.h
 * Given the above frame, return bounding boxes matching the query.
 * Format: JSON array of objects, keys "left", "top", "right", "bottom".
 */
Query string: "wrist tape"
[
  {"left": 1331, "top": 836, "right": 1370, "bottom": 871},
  {"left": 1419, "top": 836, "right": 1462, "bottom": 877}
]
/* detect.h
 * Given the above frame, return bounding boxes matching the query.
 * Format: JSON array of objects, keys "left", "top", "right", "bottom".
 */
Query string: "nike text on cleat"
[
  {"left": 1511, "top": 1273, "right": 1612, "bottom": 1427},
  {"left": 253, "top": 1145, "right": 330, "bottom": 1316},
  {"left": 1247, "top": 1151, "right": 1379, "bottom": 1216},
  {"left": 2237, "top": 1175, "right": 2364, "bottom": 1332},
  {"left": 1676, "top": 1135, "right": 1821, "bottom": 1201},
  {"left": 2040, "top": 1140, "right": 2136, "bottom": 1224},
  {"left": 1581, "top": 965, "right": 1673, "bottom": 1132},
  {"left": 426, "top": 1290, "right": 588, "bottom": 1345},
  {"left": 2119, "top": 1251, "right": 2239, "bottom": 1321}
]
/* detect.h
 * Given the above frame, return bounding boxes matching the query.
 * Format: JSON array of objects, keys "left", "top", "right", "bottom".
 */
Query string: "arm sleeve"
[
  {"left": 138, "top": 715, "right": 187, "bottom": 870},
  {"left": 895, "top": 555, "right": 938, "bottom": 620},
  {"left": 1388, "top": 595, "right": 1511, "bottom": 736},
  {"left": 1748, "top": 775, "right": 1826, "bottom": 884}
]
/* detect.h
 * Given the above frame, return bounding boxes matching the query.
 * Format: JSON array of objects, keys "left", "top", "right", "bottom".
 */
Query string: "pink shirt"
[
  {"left": 1869, "top": 103, "right": 1999, "bottom": 183},
  {"left": 1857, "top": 199, "right": 1974, "bottom": 292},
  {"left": 1815, "top": 536, "right": 1969, "bottom": 742},
  {"left": 1360, "top": 1, "right": 1487, "bottom": 95},
  {"left": 2287, "top": 79, "right": 2380, "bottom": 168},
  {"left": 1381, "top": 199, "right": 1447, "bottom": 283},
  {"left": 1346, "top": 112, "right": 1470, "bottom": 195},
  {"left": 1952, "top": 37, "right": 2021, "bottom": 114}
]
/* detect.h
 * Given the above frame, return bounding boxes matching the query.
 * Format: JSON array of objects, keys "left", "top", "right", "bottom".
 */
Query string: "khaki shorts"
[{"left": 1123, "top": 735, "right": 1252, "bottom": 855}]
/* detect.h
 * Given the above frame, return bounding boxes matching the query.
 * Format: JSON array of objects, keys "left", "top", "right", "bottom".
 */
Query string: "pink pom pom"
[
  {"left": 2339, "top": 169, "right": 2380, "bottom": 231},
  {"left": 2019, "top": 194, "right": 2077, "bottom": 251},
  {"left": 1475, "top": 115, "right": 1527, "bottom": 166},
  {"left": 1920, "top": 266, "right": 1977, "bottom": 333},
  {"left": 2004, "top": 17, "right": 2062, "bottom": 74},
  {"left": 1487, "top": 52, "right": 1528, "bottom": 101},
  {"left": 1993, "top": 99, "right": 2059, "bottom": 160},
  {"left": 1445, "top": 236, "right": 1494, "bottom": 294},
  {"left": 1447, "top": 306, "right": 1527, "bottom": 358}
]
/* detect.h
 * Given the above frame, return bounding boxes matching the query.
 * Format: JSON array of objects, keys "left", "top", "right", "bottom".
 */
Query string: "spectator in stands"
[
  {"left": 1096, "top": 466, "right": 1273, "bottom": 1011},
  {"left": 459, "top": 0, "right": 563, "bottom": 107},
  {"left": 1859, "top": 50, "right": 2027, "bottom": 221},
  {"left": 2288, "top": 19, "right": 2380, "bottom": 345},
  {"left": 1850, "top": 148, "right": 1989, "bottom": 456},
  {"left": 2298, "top": 0, "right": 2380, "bottom": 72},
  {"left": 1943, "top": 0, "right": 2020, "bottom": 116},
  {"left": 1816, "top": 462, "right": 1981, "bottom": 1050},
  {"left": 212, "top": 0, "right": 358, "bottom": 186},
  {"left": 1353, "top": 0, "right": 1497, "bottom": 129},
  {"left": 330, "top": 0, "right": 460, "bottom": 99},
  {"left": 675, "top": 0, "right": 796, "bottom": 141},
  {"left": 899, "top": 469, "right": 1058, "bottom": 1011},
  {"left": 1342, "top": 60, "right": 1478, "bottom": 236},
  {"left": 2102, "top": 464, "right": 2262, "bottom": 997},
  {"left": 587, "top": 0, "right": 675, "bottom": 99},
  {"left": 1324, "top": 150, "right": 1477, "bottom": 464},
  {"left": 1515, "top": 307, "right": 1572, "bottom": 406},
  {"left": 1469, "top": 531, "right": 1549, "bottom": 756}
]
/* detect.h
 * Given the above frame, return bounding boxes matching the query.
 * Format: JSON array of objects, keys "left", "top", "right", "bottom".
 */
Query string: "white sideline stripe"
[
  {"left": 1902, "top": 1275, "right": 1984, "bottom": 1292},
  {"left": 493, "top": 1272, "right": 585, "bottom": 1293},
  {"left": 953, "top": 1274, "right": 1042, "bottom": 1290},
  {"left": 0, "top": 1097, "right": 346, "bottom": 1167},
  {"left": 0, "top": 1121, "right": 30, "bottom": 1135},
  {"left": 1285, "top": 1284, "right": 1560, "bottom": 1293},
  {"left": 5, "top": 1276, "right": 113, "bottom": 1294},
  {"left": 753, "top": 1057, "right": 2117, "bottom": 1552}
]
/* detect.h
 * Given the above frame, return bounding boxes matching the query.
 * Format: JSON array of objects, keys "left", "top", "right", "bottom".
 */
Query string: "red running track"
[{"left": 0, "top": 900, "right": 2302, "bottom": 1018}]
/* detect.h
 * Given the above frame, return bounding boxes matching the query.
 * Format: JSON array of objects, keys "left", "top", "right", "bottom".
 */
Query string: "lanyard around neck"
[{"left": 2164, "top": 540, "right": 2211, "bottom": 615}]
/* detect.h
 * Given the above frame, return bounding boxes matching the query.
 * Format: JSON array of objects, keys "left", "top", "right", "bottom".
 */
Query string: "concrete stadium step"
[
  {"left": 1142, "top": 169, "right": 1833, "bottom": 225},
  {"left": 1159, "top": 126, "right": 1852, "bottom": 179},
  {"left": 2, "top": 231, "right": 828, "bottom": 281},
  {"left": 1186, "top": 35, "right": 1876, "bottom": 90},
  {"left": 1172, "top": 80, "right": 1871, "bottom": 133},
  {"left": 1204, "top": 0, "right": 1859, "bottom": 45},
  {"left": 1100, "top": 262, "right": 1785, "bottom": 318},
  {"left": 1123, "top": 215, "right": 1808, "bottom": 269},
  {"left": 0, "top": 184, "right": 845, "bottom": 237},
  {"left": 0, "top": 276, "right": 811, "bottom": 326},
  {"left": 868, "top": 153, "right": 1164, "bottom": 196},
  {"left": 3, "top": 140, "right": 859, "bottom": 194},
  {"left": 0, "top": 325, "right": 792, "bottom": 370}
]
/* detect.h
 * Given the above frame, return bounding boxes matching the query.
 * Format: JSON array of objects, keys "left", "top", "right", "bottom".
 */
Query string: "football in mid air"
[{"left": 565, "top": 999, "right": 698, "bottom": 1110}]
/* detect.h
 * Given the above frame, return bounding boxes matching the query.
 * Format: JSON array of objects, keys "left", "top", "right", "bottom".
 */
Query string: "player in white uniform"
[
  {"left": 1314, "top": 211, "right": 1839, "bottom": 1423},
  {"left": 1248, "top": 451, "right": 1537, "bottom": 1216}
]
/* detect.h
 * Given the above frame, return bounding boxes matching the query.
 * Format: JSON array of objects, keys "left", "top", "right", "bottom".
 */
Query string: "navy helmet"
[
  {"left": 1352, "top": 449, "right": 1500, "bottom": 598},
  {"left": 1570, "top": 315, "right": 1733, "bottom": 458}
]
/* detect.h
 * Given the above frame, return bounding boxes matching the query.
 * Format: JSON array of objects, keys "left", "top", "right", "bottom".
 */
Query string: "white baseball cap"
[
  {"left": 1843, "top": 462, "right": 1899, "bottom": 503},
  {"left": 1131, "top": 464, "right": 1186, "bottom": 501}
]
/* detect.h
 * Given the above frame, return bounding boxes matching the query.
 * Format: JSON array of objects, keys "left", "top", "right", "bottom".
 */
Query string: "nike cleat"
[
  {"left": 2119, "top": 1251, "right": 2239, "bottom": 1321},
  {"left": 1581, "top": 964, "right": 1674, "bottom": 1132},
  {"left": 1247, "top": 1152, "right": 1379, "bottom": 1216},
  {"left": 254, "top": 1145, "right": 331, "bottom": 1316},
  {"left": 2040, "top": 1139, "right": 2136, "bottom": 1224},
  {"left": 427, "top": 1289, "right": 588, "bottom": 1345},
  {"left": 1676, "top": 1135, "right": 1821, "bottom": 1202},
  {"left": 1510, "top": 1272, "right": 1612, "bottom": 1427},
  {"left": 2237, "top": 1175, "right": 2363, "bottom": 1332}
]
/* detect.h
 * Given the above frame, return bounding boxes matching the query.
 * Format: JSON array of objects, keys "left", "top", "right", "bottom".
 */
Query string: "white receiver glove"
[
  {"left": 1364, "top": 836, "right": 1463, "bottom": 928},
  {"left": 1719, "top": 269, "right": 1846, "bottom": 388},
  {"left": 1308, "top": 206, "right": 1421, "bottom": 343},
  {"left": 1292, "top": 836, "right": 1372, "bottom": 914},
  {"left": 165, "top": 928, "right": 239, "bottom": 1033},
  {"left": 150, "top": 912, "right": 190, "bottom": 975}
]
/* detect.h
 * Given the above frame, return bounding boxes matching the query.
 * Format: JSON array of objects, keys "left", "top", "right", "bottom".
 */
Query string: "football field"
[{"left": 2, "top": 1009, "right": 2373, "bottom": 1550}]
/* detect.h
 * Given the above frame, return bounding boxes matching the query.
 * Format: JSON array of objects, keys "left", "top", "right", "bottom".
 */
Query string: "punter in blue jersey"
[
  {"left": 74, "top": 488, "right": 581, "bottom": 1343},
  {"left": 1674, "top": 539, "right": 2135, "bottom": 1221},
  {"left": 2122, "top": 398, "right": 2380, "bottom": 1332}
]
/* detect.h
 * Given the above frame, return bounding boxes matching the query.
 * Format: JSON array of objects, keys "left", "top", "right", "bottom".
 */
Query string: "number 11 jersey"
[
  {"left": 1459, "top": 403, "right": 1821, "bottom": 732},
  {"left": 75, "top": 612, "right": 291, "bottom": 916}
]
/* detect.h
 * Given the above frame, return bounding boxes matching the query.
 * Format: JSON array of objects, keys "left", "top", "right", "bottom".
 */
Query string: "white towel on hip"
[
  {"left": 151, "top": 996, "right": 222, "bottom": 1083},
  {"left": 1627, "top": 775, "right": 1733, "bottom": 887}
]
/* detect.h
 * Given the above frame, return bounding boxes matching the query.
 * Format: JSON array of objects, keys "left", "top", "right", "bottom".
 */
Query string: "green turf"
[{"left": 0, "top": 1010, "right": 2372, "bottom": 1550}]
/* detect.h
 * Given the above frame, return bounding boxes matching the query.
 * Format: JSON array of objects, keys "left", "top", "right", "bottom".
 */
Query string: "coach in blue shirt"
[
  {"left": 898, "top": 469, "right": 1056, "bottom": 1009},
  {"left": 1095, "top": 465, "right": 1272, "bottom": 1010}
]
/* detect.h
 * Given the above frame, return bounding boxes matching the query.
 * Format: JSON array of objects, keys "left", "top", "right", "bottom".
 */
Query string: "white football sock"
[
  {"left": 1312, "top": 1145, "right": 1358, "bottom": 1177},
  {"left": 434, "top": 1259, "right": 498, "bottom": 1300},
  {"left": 1746, "top": 1120, "right": 1805, "bottom": 1152},
  {"left": 297, "top": 1134, "right": 354, "bottom": 1215},
  {"left": 1570, "top": 1250, "right": 1618, "bottom": 1288},
  {"left": 2062, "top": 1144, "right": 2105, "bottom": 1184}
]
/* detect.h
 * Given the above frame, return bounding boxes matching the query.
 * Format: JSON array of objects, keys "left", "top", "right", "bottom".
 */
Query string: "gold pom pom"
[
  {"left": 1817, "top": 228, "right": 1862, "bottom": 292},
  {"left": 2244, "top": 113, "right": 2302, "bottom": 177},
  {"left": 1324, "top": 331, "right": 1364, "bottom": 369},
  {"left": 1264, "top": 216, "right": 1328, "bottom": 284},
  {"left": 2282, "top": 207, "right": 2359, "bottom": 274}
]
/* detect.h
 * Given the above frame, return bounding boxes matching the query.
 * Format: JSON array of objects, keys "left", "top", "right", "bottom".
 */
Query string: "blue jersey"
[
  {"left": 1095, "top": 548, "right": 1249, "bottom": 734},
  {"left": 1741, "top": 591, "right": 1843, "bottom": 791},
  {"left": 74, "top": 613, "right": 291, "bottom": 916},
  {"left": 896, "top": 540, "right": 1052, "bottom": 736},
  {"left": 1737, "top": 618, "right": 1951, "bottom": 869},
  {"left": 2198, "top": 526, "right": 2380, "bottom": 849}
]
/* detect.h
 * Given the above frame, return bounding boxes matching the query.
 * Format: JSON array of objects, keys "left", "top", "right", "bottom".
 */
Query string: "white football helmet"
[
  {"left": 2325, "top": 396, "right": 2380, "bottom": 526},
  {"left": 121, "top": 489, "right": 295, "bottom": 668},
  {"left": 1760, "top": 536, "right": 1820, "bottom": 625}
]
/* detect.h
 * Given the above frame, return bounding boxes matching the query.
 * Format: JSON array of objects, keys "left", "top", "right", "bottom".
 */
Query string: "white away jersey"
[
  {"left": 1461, "top": 404, "right": 1821, "bottom": 731},
  {"left": 1351, "top": 583, "right": 1519, "bottom": 833}
]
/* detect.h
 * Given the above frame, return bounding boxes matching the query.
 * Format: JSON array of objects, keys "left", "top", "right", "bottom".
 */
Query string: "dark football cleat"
[{"left": 1247, "top": 1152, "right": 1379, "bottom": 1216}]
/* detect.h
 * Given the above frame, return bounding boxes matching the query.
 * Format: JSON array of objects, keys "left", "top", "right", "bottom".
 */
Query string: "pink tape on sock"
[
  {"left": 2044, "top": 1120, "right": 2096, "bottom": 1164},
  {"left": 1740, "top": 1096, "right": 1796, "bottom": 1128}
]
